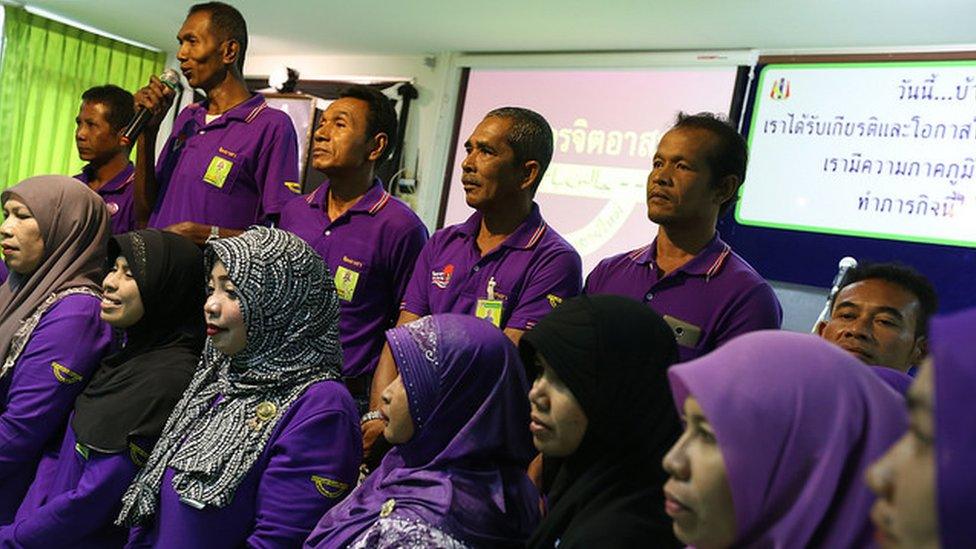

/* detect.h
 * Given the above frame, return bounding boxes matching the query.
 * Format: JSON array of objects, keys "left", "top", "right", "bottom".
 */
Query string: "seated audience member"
[
  {"left": 0, "top": 229, "right": 204, "bottom": 547},
  {"left": 116, "top": 227, "right": 360, "bottom": 547},
  {"left": 866, "top": 307, "right": 976, "bottom": 548},
  {"left": 663, "top": 331, "right": 905, "bottom": 548},
  {"left": 521, "top": 295, "right": 682, "bottom": 548},
  {"left": 74, "top": 84, "right": 137, "bottom": 234},
  {"left": 0, "top": 176, "right": 113, "bottom": 523},
  {"left": 817, "top": 262, "right": 937, "bottom": 374},
  {"left": 305, "top": 314, "right": 540, "bottom": 548},
  {"left": 585, "top": 112, "right": 781, "bottom": 363},
  {"left": 365, "top": 107, "right": 582, "bottom": 460},
  {"left": 279, "top": 85, "right": 428, "bottom": 411},
  {"left": 133, "top": 2, "right": 301, "bottom": 243}
]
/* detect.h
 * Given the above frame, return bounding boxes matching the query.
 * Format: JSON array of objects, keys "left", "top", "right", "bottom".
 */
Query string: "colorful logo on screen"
[
  {"left": 769, "top": 78, "right": 790, "bottom": 100},
  {"left": 432, "top": 264, "right": 454, "bottom": 289}
]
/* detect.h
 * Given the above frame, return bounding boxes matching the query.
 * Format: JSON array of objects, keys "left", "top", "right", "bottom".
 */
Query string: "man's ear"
[
  {"left": 520, "top": 160, "right": 541, "bottom": 192},
  {"left": 910, "top": 336, "right": 928, "bottom": 366},
  {"left": 712, "top": 174, "right": 740, "bottom": 206},
  {"left": 222, "top": 39, "right": 240, "bottom": 69},
  {"left": 815, "top": 320, "right": 828, "bottom": 336},
  {"left": 367, "top": 133, "right": 389, "bottom": 163}
]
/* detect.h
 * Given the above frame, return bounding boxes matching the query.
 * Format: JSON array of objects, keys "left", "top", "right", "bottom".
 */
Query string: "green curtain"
[{"left": 0, "top": 7, "right": 165, "bottom": 192}]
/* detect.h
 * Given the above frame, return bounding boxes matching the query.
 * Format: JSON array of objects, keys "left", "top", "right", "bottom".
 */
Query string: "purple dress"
[
  {"left": 668, "top": 330, "right": 906, "bottom": 548},
  {"left": 126, "top": 380, "right": 360, "bottom": 549},
  {"left": 928, "top": 307, "right": 976, "bottom": 547},
  {"left": 306, "top": 314, "right": 541, "bottom": 548},
  {"left": 0, "top": 294, "right": 112, "bottom": 523}
]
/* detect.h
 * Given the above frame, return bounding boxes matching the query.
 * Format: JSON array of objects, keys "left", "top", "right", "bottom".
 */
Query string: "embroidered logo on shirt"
[
  {"left": 203, "top": 156, "right": 234, "bottom": 188},
  {"left": 106, "top": 202, "right": 120, "bottom": 216},
  {"left": 311, "top": 475, "right": 349, "bottom": 499},
  {"left": 284, "top": 181, "right": 302, "bottom": 193},
  {"left": 334, "top": 266, "right": 361, "bottom": 302},
  {"left": 431, "top": 264, "right": 454, "bottom": 289},
  {"left": 546, "top": 294, "right": 563, "bottom": 308},
  {"left": 379, "top": 498, "right": 396, "bottom": 518},
  {"left": 52, "top": 361, "right": 82, "bottom": 384},
  {"left": 129, "top": 442, "right": 149, "bottom": 467},
  {"left": 341, "top": 256, "right": 364, "bottom": 268},
  {"left": 218, "top": 146, "right": 238, "bottom": 159}
]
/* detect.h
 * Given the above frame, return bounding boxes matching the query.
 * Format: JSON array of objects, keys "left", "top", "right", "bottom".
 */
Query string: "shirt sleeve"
[
  {"left": 0, "top": 449, "right": 140, "bottom": 547},
  {"left": 582, "top": 257, "right": 611, "bottom": 294},
  {"left": 389, "top": 220, "right": 429, "bottom": 320},
  {"left": 709, "top": 281, "right": 783, "bottom": 349},
  {"left": 506, "top": 247, "right": 583, "bottom": 331},
  {"left": 255, "top": 117, "right": 301, "bottom": 221},
  {"left": 399, "top": 237, "right": 435, "bottom": 317},
  {"left": 0, "top": 298, "right": 111, "bottom": 479},
  {"left": 246, "top": 399, "right": 361, "bottom": 549}
]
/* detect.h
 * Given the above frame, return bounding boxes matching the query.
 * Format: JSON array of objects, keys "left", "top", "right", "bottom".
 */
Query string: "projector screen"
[
  {"left": 440, "top": 67, "right": 742, "bottom": 275},
  {"left": 739, "top": 61, "right": 976, "bottom": 247}
]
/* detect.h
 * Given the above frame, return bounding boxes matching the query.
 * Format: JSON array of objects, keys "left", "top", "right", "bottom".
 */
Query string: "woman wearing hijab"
[
  {"left": 305, "top": 313, "right": 540, "bottom": 548},
  {"left": 521, "top": 295, "right": 683, "bottom": 548},
  {"left": 662, "top": 331, "right": 906, "bottom": 548},
  {"left": 866, "top": 307, "right": 976, "bottom": 548},
  {"left": 117, "top": 227, "right": 361, "bottom": 548},
  {"left": 0, "top": 229, "right": 204, "bottom": 547},
  {"left": 0, "top": 175, "right": 113, "bottom": 523}
]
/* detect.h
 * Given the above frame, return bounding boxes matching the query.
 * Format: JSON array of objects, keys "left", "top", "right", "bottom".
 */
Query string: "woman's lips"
[
  {"left": 206, "top": 324, "right": 225, "bottom": 336},
  {"left": 529, "top": 415, "right": 550, "bottom": 435},
  {"left": 664, "top": 489, "right": 692, "bottom": 518}
]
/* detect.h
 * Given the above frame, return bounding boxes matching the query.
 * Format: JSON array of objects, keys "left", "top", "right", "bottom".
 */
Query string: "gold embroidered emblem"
[
  {"left": 247, "top": 401, "right": 278, "bottom": 431},
  {"left": 546, "top": 294, "right": 563, "bottom": 308},
  {"left": 311, "top": 475, "right": 349, "bottom": 499},
  {"left": 379, "top": 498, "right": 396, "bottom": 518},
  {"left": 284, "top": 181, "right": 302, "bottom": 193},
  {"left": 129, "top": 442, "right": 149, "bottom": 467},
  {"left": 52, "top": 361, "right": 82, "bottom": 384}
]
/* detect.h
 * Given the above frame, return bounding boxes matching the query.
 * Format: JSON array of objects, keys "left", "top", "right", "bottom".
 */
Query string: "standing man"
[
  {"left": 585, "top": 112, "right": 781, "bottom": 363},
  {"left": 279, "top": 85, "right": 428, "bottom": 411},
  {"left": 133, "top": 2, "right": 300, "bottom": 244},
  {"left": 74, "top": 85, "right": 136, "bottom": 234},
  {"left": 362, "top": 107, "right": 582, "bottom": 459}
]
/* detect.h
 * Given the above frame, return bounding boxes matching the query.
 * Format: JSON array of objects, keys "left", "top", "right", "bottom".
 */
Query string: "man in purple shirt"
[
  {"left": 585, "top": 112, "right": 782, "bottom": 363},
  {"left": 133, "top": 2, "right": 300, "bottom": 244},
  {"left": 279, "top": 85, "right": 428, "bottom": 408},
  {"left": 73, "top": 85, "right": 137, "bottom": 234},
  {"left": 362, "top": 107, "right": 582, "bottom": 461}
]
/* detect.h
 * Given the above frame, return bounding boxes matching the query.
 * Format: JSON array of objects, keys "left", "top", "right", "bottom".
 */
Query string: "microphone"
[
  {"left": 121, "top": 68, "right": 183, "bottom": 146},
  {"left": 812, "top": 256, "right": 858, "bottom": 331}
]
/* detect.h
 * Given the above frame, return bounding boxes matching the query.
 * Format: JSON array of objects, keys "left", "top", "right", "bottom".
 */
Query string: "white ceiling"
[{"left": 20, "top": 0, "right": 976, "bottom": 57}]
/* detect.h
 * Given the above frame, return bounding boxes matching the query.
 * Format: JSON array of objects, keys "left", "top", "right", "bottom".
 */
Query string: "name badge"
[
  {"left": 663, "top": 315, "right": 702, "bottom": 348},
  {"left": 476, "top": 299, "right": 504, "bottom": 328},
  {"left": 334, "top": 266, "right": 360, "bottom": 302},
  {"left": 203, "top": 156, "right": 234, "bottom": 188}
]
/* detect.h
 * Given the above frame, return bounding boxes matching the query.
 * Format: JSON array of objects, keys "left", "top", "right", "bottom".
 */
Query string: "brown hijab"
[{"left": 0, "top": 175, "right": 109, "bottom": 360}]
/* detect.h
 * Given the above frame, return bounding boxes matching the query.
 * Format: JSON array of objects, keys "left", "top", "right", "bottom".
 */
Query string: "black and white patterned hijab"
[{"left": 117, "top": 227, "right": 343, "bottom": 525}]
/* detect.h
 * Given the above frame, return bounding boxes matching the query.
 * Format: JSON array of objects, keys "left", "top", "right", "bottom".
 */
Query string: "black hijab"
[
  {"left": 72, "top": 230, "right": 205, "bottom": 452},
  {"left": 522, "top": 295, "right": 683, "bottom": 549}
]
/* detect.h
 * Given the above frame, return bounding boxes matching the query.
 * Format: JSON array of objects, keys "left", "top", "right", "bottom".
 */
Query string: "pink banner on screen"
[{"left": 442, "top": 68, "right": 739, "bottom": 276}]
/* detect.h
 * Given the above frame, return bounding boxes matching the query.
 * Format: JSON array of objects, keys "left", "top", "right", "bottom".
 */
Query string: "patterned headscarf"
[{"left": 117, "top": 227, "right": 343, "bottom": 525}]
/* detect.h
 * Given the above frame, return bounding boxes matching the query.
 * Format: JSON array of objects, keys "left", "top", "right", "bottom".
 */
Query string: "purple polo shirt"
[
  {"left": 125, "top": 380, "right": 361, "bottom": 549},
  {"left": 1, "top": 421, "right": 143, "bottom": 548},
  {"left": 585, "top": 233, "right": 782, "bottom": 363},
  {"left": 0, "top": 263, "right": 7, "bottom": 286},
  {"left": 74, "top": 162, "right": 136, "bottom": 234},
  {"left": 401, "top": 203, "right": 582, "bottom": 331},
  {"left": 279, "top": 180, "right": 428, "bottom": 379},
  {"left": 0, "top": 294, "right": 113, "bottom": 524},
  {"left": 149, "top": 94, "right": 301, "bottom": 230}
]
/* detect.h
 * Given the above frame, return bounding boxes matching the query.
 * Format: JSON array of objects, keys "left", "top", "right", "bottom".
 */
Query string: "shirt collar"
[
  {"left": 458, "top": 202, "right": 547, "bottom": 250},
  {"left": 190, "top": 93, "right": 267, "bottom": 126},
  {"left": 79, "top": 162, "right": 135, "bottom": 194},
  {"left": 635, "top": 232, "right": 731, "bottom": 279},
  {"left": 307, "top": 178, "right": 391, "bottom": 216}
]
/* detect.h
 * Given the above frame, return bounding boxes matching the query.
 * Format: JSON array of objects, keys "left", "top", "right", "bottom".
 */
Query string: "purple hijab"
[
  {"left": 929, "top": 307, "right": 976, "bottom": 548},
  {"left": 306, "top": 314, "right": 540, "bottom": 548},
  {"left": 668, "top": 330, "right": 906, "bottom": 548}
]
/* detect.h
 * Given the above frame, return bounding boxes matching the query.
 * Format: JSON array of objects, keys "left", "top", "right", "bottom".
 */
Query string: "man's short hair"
[
  {"left": 188, "top": 2, "right": 248, "bottom": 72},
  {"left": 81, "top": 85, "right": 135, "bottom": 132},
  {"left": 485, "top": 107, "right": 554, "bottom": 195},
  {"left": 835, "top": 262, "right": 938, "bottom": 337},
  {"left": 671, "top": 112, "right": 748, "bottom": 216},
  {"left": 338, "top": 85, "right": 398, "bottom": 163}
]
